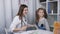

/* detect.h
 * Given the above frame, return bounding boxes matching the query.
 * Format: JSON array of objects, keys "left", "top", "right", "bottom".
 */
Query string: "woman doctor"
[{"left": 9, "top": 4, "right": 34, "bottom": 33}]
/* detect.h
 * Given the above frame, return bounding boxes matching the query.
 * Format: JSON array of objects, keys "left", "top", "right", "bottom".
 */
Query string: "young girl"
[{"left": 36, "top": 8, "right": 50, "bottom": 31}]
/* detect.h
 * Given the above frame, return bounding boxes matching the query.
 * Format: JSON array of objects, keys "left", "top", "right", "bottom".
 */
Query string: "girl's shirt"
[
  {"left": 38, "top": 17, "right": 50, "bottom": 31},
  {"left": 9, "top": 16, "right": 28, "bottom": 32}
]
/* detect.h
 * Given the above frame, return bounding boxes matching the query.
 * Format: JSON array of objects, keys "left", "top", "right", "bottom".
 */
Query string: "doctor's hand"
[
  {"left": 21, "top": 26, "right": 28, "bottom": 30},
  {"left": 13, "top": 26, "right": 27, "bottom": 32},
  {"left": 27, "top": 25, "right": 35, "bottom": 27}
]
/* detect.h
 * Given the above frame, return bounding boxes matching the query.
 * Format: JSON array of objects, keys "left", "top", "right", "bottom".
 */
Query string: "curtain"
[{"left": 0, "top": 0, "right": 19, "bottom": 34}]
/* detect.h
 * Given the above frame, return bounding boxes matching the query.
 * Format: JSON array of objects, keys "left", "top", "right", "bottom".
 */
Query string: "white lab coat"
[{"left": 9, "top": 16, "right": 28, "bottom": 33}]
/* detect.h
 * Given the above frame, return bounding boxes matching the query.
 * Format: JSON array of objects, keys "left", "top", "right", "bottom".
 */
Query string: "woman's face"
[
  {"left": 23, "top": 7, "right": 28, "bottom": 16},
  {"left": 38, "top": 10, "right": 44, "bottom": 17}
]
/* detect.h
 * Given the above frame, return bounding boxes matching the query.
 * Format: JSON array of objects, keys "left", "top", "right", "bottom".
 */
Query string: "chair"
[
  {"left": 5, "top": 28, "right": 13, "bottom": 34},
  {"left": 5, "top": 28, "right": 8, "bottom": 34}
]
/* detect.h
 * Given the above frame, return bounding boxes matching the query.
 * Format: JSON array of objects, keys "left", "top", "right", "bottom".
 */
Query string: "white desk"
[{"left": 14, "top": 30, "right": 53, "bottom": 34}]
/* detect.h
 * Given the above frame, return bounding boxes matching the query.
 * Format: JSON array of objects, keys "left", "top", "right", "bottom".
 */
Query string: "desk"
[{"left": 14, "top": 30, "right": 53, "bottom": 34}]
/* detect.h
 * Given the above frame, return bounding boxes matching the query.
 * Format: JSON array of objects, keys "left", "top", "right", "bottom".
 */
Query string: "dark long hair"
[
  {"left": 36, "top": 8, "right": 47, "bottom": 22},
  {"left": 17, "top": 4, "right": 28, "bottom": 20}
]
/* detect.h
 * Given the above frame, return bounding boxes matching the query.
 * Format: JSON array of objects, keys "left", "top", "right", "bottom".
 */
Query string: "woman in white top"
[
  {"left": 9, "top": 4, "right": 34, "bottom": 33},
  {"left": 35, "top": 8, "right": 50, "bottom": 31}
]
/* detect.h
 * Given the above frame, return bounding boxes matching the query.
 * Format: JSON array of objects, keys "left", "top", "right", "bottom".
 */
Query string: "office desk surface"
[{"left": 14, "top": 30, "right": 53, "bottom": 34}]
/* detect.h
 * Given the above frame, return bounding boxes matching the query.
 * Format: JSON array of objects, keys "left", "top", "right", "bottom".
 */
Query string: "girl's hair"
[
  {"left": 36, "top": 8, "right": 47, "bottom": 22},
  {"left": 17, "top": 4, "right": 28, "bottom": 20}
]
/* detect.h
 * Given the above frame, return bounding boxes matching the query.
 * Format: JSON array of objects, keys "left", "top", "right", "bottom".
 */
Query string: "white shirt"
[
  {"left": 9, "top": 16, "right": 27, "bottom": 32},
  {"left": 38, "top": 18, "right": 50, "bottom": 31}
]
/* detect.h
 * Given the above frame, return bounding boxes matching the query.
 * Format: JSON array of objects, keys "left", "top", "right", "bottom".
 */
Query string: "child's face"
[{"left": 38, "top": 10, "right": 44, "bottom": 17}]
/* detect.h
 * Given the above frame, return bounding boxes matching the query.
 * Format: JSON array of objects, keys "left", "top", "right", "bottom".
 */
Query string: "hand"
[
  {"left": 21, "top": 26, "right": 27, "bottom": 31},
  {"left": 22, "top": 26, "right": 27, "bottom": 29},
  {"left": 28, "top": 25, "right": 35, "bottom": 27}
]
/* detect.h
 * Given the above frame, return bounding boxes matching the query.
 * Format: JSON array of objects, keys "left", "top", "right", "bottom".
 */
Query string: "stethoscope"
[{"left": 21, "top": 19, "right": 26, "bottom": 27}]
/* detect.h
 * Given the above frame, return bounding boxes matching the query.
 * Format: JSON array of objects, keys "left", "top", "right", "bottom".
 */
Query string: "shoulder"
[
  {"left": 43, "top": 18, "right": 48, "bottom": 22},
  {"left": 12, "top": 16, "right": 21, "bottom": 22},
  {"left": 13, "top": 16, "right": 20, "bottom": 20},
  {"left": 11, "top": 16, "right": 21, "bottom": 25},
  {"left": 14, "top": 16, "right": 19, "bottom": 19}
]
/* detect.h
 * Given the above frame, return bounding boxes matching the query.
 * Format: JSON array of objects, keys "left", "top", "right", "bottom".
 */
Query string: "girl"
[
  {"left": 36, "top": 8, "right": 50, "bottom": 31},
  {"left": 9, "top": 4, "right": 34, "bottom": 33}
]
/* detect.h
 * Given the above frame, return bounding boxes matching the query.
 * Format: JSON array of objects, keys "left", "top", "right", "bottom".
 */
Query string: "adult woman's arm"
[
  {"left": 9, "top": 16, "right": 27, "bottom": 32},
  {"left": 13, "top": 26, "right": 27, "bottom": 32},
  {"left": 44, "top": 19, "right": 50, "bottom": 31}
]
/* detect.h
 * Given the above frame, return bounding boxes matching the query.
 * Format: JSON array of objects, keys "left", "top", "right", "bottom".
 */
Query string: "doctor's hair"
[
  {"left": 36, "top": 8, "right": 48, "bottom": 22},
  {"left": 17, "top": 4, "right": 28, "bottom": 20}
]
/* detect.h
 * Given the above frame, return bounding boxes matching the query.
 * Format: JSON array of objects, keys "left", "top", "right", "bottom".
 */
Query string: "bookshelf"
[{"left": 38, "top": 0, "right": 59, "bottom": 31}]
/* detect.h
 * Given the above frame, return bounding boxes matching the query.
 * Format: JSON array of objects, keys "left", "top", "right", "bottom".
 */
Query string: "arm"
[
  {"left": 27, "top": 24, "right": 36, "bottom": 27},
  {"left": 9, "top": 16, "right": 27, "bottom": 32},
  {"left": 44, "top": 19, "right": 50, "bottom": 31},
  {"left": 13, "top": 26, "right": 27, "bottom": 32}
]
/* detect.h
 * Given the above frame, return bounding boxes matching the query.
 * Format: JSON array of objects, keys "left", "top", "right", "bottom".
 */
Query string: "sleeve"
[
  {"left": 9, "top": 16, "right": 21, "bottom": 32},
  {"left": 44, "top": 19, "right": 50, "bottom": 31}
]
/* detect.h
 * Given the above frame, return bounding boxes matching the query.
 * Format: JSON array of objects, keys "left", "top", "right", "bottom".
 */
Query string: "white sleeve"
[
  {"left": 44, "top": 19, "right": 50, "bottom": 31},
  {"left": 9, "top": 16, "right": 21, "bottom": 32}
]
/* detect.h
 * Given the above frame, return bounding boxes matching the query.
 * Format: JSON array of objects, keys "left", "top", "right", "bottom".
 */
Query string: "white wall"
[
  {"left": 57, "top": 0, "right": 60, "bottom": 22},
  {"left": 36, "top": 0, "right": 40, "bottom": 9},
  {"left": 12, "top": 0, "right": 19, "bottom": 18},
  {"left": 27, "top": 0, "right": 35, "bottom": 24}
]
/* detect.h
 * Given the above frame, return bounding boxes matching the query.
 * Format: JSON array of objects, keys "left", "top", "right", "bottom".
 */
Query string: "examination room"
[{"left": 0, "top": 0, "right": 60, "bottom": 34}]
